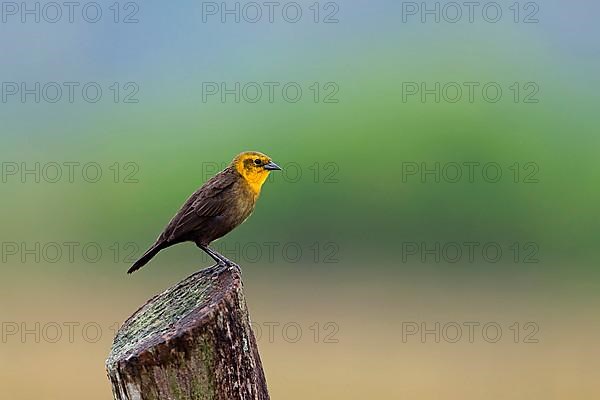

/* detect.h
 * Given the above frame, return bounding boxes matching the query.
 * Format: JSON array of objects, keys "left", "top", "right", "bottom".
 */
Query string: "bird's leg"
[
  {"left": 197, "top": 244, "right": 224, "bottom": 264},
  {"left": 197, "top": 243, "right": 239, "bottom": 270},
  {"left": 213, "top": 249, "right": 240, "bottom": 272}
]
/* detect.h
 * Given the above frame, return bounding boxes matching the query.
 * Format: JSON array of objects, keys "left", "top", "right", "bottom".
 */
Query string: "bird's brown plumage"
[{"left": 128, "top": 151, "right": 280, "bottom": 273}]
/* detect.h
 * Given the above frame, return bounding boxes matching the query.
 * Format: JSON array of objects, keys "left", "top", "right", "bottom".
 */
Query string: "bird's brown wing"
[{"left": 159, "top": 168, "right": 238, "bottom": 243}]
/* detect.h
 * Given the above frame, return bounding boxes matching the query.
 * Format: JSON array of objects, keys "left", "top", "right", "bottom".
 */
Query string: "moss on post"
[{"left": 106, "top": 263, "right": 269, "bottom": 400}]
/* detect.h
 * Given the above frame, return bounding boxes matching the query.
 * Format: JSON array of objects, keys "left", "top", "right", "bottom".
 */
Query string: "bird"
[{"left": 128, "top": 151, "right": 281, "bottom": 273}]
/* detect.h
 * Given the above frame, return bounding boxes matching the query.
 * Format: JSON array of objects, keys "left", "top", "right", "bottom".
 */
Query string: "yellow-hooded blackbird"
[{"left": 128, "top": 151, "right": 281, "bottom": 273}]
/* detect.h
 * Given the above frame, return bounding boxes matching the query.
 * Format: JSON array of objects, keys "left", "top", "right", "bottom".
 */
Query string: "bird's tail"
[{"left": 128, "top": 241, "right": 168, "bottom": 274}]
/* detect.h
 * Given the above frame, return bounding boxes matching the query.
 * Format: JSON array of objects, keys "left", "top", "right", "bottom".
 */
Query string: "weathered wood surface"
[{"left": 106, "top": 263, "right": 269, "bottom": 400}]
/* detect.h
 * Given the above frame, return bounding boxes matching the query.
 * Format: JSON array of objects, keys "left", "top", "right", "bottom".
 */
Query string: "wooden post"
[{"left": 106, "top": 263, "right": 269, "bottom": 400}]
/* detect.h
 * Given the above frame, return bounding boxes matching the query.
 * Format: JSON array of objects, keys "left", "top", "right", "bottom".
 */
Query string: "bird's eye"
[{"left": 254, "top": 159, "right": 262, "bottom": 165}]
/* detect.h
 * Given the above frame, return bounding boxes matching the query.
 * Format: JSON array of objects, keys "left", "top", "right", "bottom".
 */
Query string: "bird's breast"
[{"left": 223, "top": 182, "right": 256, "bottom": 223}]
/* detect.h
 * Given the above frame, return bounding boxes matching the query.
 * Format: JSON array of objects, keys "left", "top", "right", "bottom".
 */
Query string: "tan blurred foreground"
[{"left": 1, "top": 263, "right": 598, "bottom": 400}]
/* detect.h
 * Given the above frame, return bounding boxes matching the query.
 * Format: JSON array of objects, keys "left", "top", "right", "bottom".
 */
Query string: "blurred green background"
[{"left": 1, "top": 0, "right": 599, "bottom": 398}]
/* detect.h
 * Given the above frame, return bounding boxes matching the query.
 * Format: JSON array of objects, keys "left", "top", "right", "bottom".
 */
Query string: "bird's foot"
[
  {"left": 199, "top": 244, "right": 240, "bottom": 273},
  {"left": 216, "top": 254, "right": 241, "bottom": 274}
]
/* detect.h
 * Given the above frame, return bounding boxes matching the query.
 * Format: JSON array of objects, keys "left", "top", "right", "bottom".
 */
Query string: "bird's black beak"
[{"left": 264, "top": 161, "right": 282, "bottom": 171}]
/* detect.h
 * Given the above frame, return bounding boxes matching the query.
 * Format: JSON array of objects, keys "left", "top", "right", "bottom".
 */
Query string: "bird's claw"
[{"left": 220, "top": 257, "right": 242, "bottom": 274}]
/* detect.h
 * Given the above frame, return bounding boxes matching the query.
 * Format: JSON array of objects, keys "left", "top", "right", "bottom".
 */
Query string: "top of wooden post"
[{"left": 106, "top": 263, "right": 269, "bottom": 400}]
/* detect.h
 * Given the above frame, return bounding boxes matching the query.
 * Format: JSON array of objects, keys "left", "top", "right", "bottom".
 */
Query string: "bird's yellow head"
[{"left": 232, "top": 151, "right": 281, "bottom": 195}]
